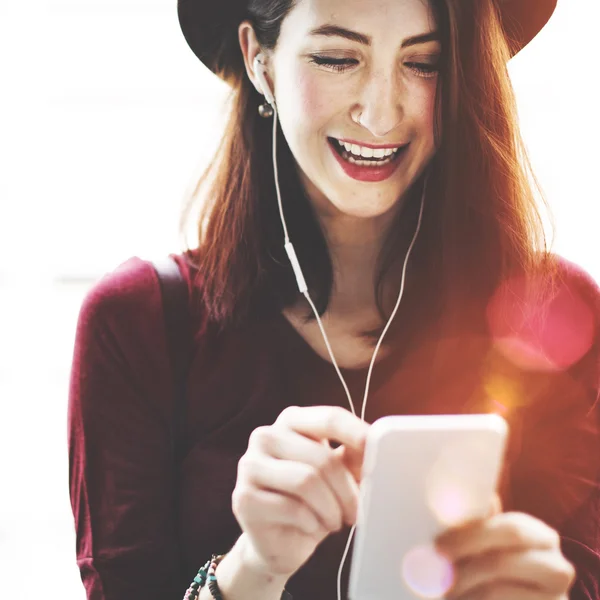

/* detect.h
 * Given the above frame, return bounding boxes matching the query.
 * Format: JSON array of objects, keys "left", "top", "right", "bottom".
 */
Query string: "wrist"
[{"left": 215, "top": 535, "right": 289, "bottom": 600}]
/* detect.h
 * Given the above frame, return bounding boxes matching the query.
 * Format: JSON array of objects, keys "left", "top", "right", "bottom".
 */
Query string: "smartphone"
[{"left": 348, "top": 414, "right": 508, "bottom": 600}]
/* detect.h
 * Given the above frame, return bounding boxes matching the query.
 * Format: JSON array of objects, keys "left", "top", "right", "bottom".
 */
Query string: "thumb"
[
  {"left": 333, "top": 443, "right": 364, "bottom": 483},
  {"left": 489, "top": 493, "right": 503, "bottom": 517}
]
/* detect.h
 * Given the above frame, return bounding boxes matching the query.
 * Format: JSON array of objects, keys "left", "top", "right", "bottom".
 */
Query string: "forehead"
[{"left": 280, "top": 0, "right": 436, "bottom": 43}]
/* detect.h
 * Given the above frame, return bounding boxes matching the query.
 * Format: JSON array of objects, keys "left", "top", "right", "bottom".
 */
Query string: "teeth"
[
  {"left": 346, "top": 154, "right": 394, "bottom": 167},
  {"left": 336, "top": 138, "right": 401, "bottom": 159}
]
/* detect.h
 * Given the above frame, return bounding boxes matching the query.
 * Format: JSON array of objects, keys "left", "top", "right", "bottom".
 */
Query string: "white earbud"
[{"left": 253, "top": 53, "right": 276, "bottom": 108}]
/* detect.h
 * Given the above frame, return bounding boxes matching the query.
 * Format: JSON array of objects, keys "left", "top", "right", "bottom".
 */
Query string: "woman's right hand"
[{"left": 231, "top": 405, "right": 370, "bottom": 580}]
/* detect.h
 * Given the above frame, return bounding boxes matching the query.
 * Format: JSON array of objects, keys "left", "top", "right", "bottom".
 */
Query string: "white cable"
[
  {"left": 303, "top": 291, "right": 356, "bottom": 415},
  {"left": 272, "top": 111, "right": 289, "bottom": 242},
  {"left": 270, "top": 106, "right": 427, "bottom": 599},
  {"left": 337, "top": 524, "right": 356, "bottom": 600},
  {"left": 272, "top": 112, "right": 355, "bottom": 415},
  {"left": 336, "top": 182, "right": 425, "bottom": 598},
  {"left": 359, "top": 182, "right": 426, "bottom": 421}
]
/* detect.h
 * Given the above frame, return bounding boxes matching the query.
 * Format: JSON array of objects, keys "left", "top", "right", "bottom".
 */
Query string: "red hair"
[{"left": 180, "top": 0, "right": 557, "bottom": 337}]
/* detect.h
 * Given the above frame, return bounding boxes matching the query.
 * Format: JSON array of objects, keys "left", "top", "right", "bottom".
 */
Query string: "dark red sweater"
[{"left": 68, "top": 252, "right": 600, "bottom": 600}]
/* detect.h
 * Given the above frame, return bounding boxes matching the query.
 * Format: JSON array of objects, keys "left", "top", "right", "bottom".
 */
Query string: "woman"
[{"left": 68, "top": 0, "right": 600, "bottom": 599}]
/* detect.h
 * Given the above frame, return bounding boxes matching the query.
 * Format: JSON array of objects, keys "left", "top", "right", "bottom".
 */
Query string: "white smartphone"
[{"left": 348, "top": 414, "right": 508, "bottom": 600}]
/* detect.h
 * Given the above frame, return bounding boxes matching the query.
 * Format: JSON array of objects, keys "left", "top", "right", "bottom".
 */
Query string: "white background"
[{"left": 0, "top": 1, "right": 598, "bottom": 598}]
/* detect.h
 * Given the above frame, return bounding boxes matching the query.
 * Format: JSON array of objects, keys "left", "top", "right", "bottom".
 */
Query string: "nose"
[{"left": 353, "top": 68, "right": 404, "bottom": 138}]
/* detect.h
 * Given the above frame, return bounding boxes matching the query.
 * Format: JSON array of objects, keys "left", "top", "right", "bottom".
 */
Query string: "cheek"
[
  {"left": 411, "top": 83, "right": 438, "bottom": 141},
  {"left": 294, "top": 71, "right": 338, "bottom": 124}
]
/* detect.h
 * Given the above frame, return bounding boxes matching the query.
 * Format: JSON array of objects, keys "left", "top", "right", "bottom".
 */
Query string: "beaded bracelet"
[
  {"left": 183, "top": 555, "right": 213, "bottom": 600},
  {"left": 183, "top": 554, "right": 224, "bottom": 600},
  {"left": 207, "top": 554, "right": 224, "bottom": 600},
  {"left": 183, "top": 554, "right": 293, "bottom": 600}
]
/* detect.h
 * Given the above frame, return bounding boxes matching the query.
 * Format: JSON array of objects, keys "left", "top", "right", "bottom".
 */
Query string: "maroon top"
[{"left": 68, "top": 252, "right": 600, "bottom": 600}]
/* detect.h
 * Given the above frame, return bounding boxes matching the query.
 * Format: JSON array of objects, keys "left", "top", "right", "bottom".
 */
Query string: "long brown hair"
[{"left": 180, "top": 0, "right": 556, "bottom": 336}]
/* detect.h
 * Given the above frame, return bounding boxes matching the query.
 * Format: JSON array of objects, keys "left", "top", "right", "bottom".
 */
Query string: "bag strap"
[
  {"left": 152, "top": 256, "right": 295, "bottom": 600},
  {"left": 151, "top": 256, "right": 191, "bottom": 465}
]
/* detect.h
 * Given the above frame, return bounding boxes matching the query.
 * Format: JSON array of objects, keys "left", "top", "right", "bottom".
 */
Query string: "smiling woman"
[
  {"left": 178, "top": 0, "right": 554, "bottom": 331},
  {"left": 67, "top": 1, "right": 600, "bottom": 600}
]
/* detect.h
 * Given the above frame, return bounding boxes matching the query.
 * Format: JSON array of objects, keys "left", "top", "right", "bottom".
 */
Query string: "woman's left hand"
[{"left": 435, "top": 511, "right": 576, "bottom": 600}]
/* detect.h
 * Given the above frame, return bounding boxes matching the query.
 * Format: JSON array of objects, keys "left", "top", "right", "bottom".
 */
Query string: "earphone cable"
[
  {"left": 272, "top": 112, "right": 355, "bottom": 415},
  {"left": 270, "top": 106, "right": 427, "bottom": 600},
  {"left": 337, "top": 180, "right": 426, "bottom": 600},
  {"left": 272, "top": 111, "right": 290, "bottom": 243}
]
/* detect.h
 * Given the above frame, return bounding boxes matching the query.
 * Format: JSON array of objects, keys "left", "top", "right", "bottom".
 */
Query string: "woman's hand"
[
  {"left": 231, "top": 405, "right": 369, "bottom": 580},
  {"left": 435, "top": 510, "right": 575, "bottom": 600}
]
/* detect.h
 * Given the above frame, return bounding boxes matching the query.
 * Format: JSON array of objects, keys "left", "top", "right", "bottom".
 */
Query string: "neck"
[{"left": 317, "top": 210, "right": 399, "bottom": 317}]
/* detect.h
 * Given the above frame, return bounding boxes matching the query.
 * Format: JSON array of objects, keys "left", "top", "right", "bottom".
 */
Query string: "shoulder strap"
[
  {"left": 153, "top": 256, "right": 295, "bottom": 600},
  {"left": 151, "top": 256, "right": 191, "bottom": 464}
]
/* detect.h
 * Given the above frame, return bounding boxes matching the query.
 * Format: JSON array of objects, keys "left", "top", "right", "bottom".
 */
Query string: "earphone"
[
  {"left": 254, "top": 54, "right": 276, "bottom": 109},
  {"left": 253, "top": 51, "right": 427, "bottom": 600}
]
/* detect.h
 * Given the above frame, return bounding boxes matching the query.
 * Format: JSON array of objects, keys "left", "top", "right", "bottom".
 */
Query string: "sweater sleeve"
[
  {"left": 67, "top": 257, "right": 186, "bottom": 600},
  {"left": 505, "top": 259, "right": 600, "bottom": 600}
]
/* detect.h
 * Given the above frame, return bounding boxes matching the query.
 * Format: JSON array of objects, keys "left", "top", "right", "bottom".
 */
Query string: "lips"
[{"left": 327, "top": 137, "right": 409, "bottom": 183}]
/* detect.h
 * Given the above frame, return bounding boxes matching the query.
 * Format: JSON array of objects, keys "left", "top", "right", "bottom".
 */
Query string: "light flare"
[
  {"left": 486, "top": 274, "right": 594, "bottom": 372},
  {"left": 401, "top": 544, "right": 454, "bottom": 599}
]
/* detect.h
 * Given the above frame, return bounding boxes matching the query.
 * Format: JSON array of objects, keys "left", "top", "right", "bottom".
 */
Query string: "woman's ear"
[{"left": 238, "top": 21, "right": 271, "bottom": 96}]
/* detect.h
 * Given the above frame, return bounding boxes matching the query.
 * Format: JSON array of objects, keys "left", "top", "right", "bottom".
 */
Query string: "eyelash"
[{"left": 308, "top": 55, "right": 440, "bottom": 78}]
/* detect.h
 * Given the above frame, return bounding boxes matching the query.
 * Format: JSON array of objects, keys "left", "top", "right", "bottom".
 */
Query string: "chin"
[{"left": 331, "top": 197, "right": 400, "bottom": 220}]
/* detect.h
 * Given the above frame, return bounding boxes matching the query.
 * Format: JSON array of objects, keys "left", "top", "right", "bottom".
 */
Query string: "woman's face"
[{"left": 269, "top": 0, "right": 440, "bottom": 220}]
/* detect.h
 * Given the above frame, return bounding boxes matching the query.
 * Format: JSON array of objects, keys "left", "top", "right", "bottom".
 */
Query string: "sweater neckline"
[{"left": 273, "top": 309, "right": 410, "bottom": 382}]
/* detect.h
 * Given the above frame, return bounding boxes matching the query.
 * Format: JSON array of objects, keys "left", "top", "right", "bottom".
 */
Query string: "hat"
[{"left": 178, "top": 0, "right": 558, "bottom": 80}]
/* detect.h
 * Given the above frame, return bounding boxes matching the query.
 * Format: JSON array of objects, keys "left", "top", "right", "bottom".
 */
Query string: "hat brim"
[
  {"left": 499, "top": 0, "right": 557, "bottom": 55},
  {"left": 178, "top": 0, "right": 558, "bottom": 80}
]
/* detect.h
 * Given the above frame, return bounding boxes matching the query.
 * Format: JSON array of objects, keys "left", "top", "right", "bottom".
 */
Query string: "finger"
[
  {"left": 447, "top": 548, "right": 575, "bottom": 599},
  {"left": 243, "top": 455, "right": 344, "bottom": 532},
  {"left": 275, "top": 405, "right": 369, "bottom": 455},
  {"left": 253, "top": 427, "right": 360, "bottom": 525},
  {"left": 453, "top": 581, "right": 562, "bottom": 600},
  {"left": 233, "top": 486, "right": 325, "bottom": 537},
  {"left": 436, "top": 512, "right": 560, "bottom": 562}
]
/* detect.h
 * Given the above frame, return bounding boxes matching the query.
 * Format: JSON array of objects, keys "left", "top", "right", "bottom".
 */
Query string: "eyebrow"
[{"left": 308, "top": 24, "right": 440, "bottom": 48}]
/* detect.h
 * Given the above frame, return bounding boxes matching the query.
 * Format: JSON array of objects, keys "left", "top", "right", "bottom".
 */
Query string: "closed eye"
[
  {"left": 309, "top": 55, "right": 358, "bottom": 72},
  {"left": 309, "top": 55, "right": 439, "bottom": 78},
  {"left": 405, "top": 62, "right": 439, "bottom": 78}
]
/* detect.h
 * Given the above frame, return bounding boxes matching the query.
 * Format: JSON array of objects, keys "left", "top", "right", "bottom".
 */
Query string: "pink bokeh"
[{"left": 486, "top": 274, "right": 594, "bottom": 372}]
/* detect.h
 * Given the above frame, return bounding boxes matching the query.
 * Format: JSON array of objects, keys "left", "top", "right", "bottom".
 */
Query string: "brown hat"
[{"left": 178, "top": 0, "right": 558, "bottom": 80}]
